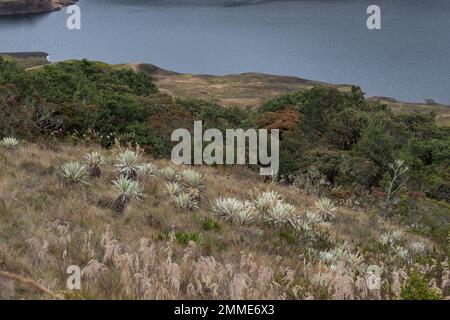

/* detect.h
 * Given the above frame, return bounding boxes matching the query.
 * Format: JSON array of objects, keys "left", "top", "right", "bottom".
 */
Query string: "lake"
[{"left": 1, "top": 0, "right": 449, "bottom": 104}]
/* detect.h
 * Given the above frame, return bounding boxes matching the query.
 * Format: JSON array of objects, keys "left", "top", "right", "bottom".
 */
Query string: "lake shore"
[
  {"left": 1, "top": 51, "right": 449, "bottom": 126},
  {"left": 0, "top": 0, "right": 77, "bottom": 16}
]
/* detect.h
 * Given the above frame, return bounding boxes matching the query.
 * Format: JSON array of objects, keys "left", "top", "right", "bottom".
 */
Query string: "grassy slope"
[
  {"left": 0, "top": 142, "right": 447, "bottom": 299},
  {"left": 0, "top": 52, "right": 50, "bottom": 69}
]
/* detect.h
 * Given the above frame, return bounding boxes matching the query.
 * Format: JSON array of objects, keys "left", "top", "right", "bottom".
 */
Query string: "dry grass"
[{"left": 0, "top": 142, "right": 447, "bottom": 299}]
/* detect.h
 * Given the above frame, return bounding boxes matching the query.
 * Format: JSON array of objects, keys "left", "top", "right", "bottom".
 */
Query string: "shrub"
[
  {"left": 401, "top": 272, "right": 443, "bottom": 300},
  {"left": 293, "top": 167, "right": 330, "bottom": 196}
]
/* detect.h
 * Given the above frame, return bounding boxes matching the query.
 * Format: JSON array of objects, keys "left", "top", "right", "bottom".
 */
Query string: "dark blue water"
[{"left": 1, "top": 0, "right": 449, "bottom": 104}]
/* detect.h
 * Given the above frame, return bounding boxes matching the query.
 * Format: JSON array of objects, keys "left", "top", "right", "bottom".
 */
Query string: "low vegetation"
[
  {"left": 0, "top": 57, "right": 448, "bottom": 299},
  {"left": 0, "top": 142, "right": 447, "bottom": 299}
]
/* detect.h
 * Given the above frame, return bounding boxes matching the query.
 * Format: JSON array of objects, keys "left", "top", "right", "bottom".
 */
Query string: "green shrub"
[{"left": 401, "top": 272, "right": 443, "bottom": 300}]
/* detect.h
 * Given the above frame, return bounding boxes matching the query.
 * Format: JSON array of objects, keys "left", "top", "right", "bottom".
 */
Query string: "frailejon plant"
[
  {"left": 85, "top": 151, "right": 105, "bottom": 178},
  {"left": 289, "top": 210, "right": 320, "bottom": 235},
  {"left": 115, "top": 150, "right": 141, "bottom": 180},
  {"left": 112, "top": 176, "right": 144, "bottom": 215},
  {"left": 383, "top": 159, "right": 409, "bottom": 216},
  {"left": 408, "top": 241, "right": 426, "bottom": 255},
  {"left": 253, "top": 191, "right": 280, "bottom": 216},
  {"left": 158, "top": 166, "right": 179, "bottom": 182},
  {"left": 61, "top": 162, "right": 90, "bottom": 186},
  {"left": 315, "top": 198, "right": 338, "bottom": 222},
  {"left": 171, "top": 192, "right": 199, "bottom": 211},
  {"left": 211, "top": 197, "right": 256, "bottom": 224},
  {"left": 138, "top": 163, "right": 158, "bottom": 178},
  {"left": 232, "top": 201, "right": 256, "bottom": 225},
  {"left": 319, "top": 242, "right": 363, "bottom": 274},
  {"left": 0, "top": 137, "right": 19, "bottom": 150},
  {"left": 211, "top": 197, "right": 245, "bottom": 220},
  {"left": 180, "top": 169, "right": 205, "bottom": 198},
  {"left": 378, "top": 230, "right": 404, "bottom": 247},
  {"left": 266, "top": 201, "right": 296, "bottom": 227},
  {"left": 164, "top": 181, "right": 183, "bottom": 198}
]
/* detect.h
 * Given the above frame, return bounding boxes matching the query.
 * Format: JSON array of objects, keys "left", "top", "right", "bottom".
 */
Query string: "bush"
[{"left": 401, "top": 272, "right": 443, "bottom": 300}]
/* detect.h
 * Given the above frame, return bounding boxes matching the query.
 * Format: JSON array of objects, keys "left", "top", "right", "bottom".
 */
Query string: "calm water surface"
[{"left": 1, "top": 0, "right": 449, "bottom": 103}]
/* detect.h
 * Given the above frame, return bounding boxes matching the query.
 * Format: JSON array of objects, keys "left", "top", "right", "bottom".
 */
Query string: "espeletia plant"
[
  {"left": 85, "top": 151, "right": 105, "bottom": 178},
  {"left": 158, "top": 166, "right": 179, "bottom": 182},
  {"left": 212, "top": 197, "right": 243, "bottom": 219},
  {"left": 115, "top": 150, "right": 141, "bottom": 180},
  {"left": 315, "top": 197, "right": 338, "bottom": 222},
  {"left": 164, "top": 181, "right": 184, "bottom": 197},
  {"left": 253, "top": 191, "right": 281, "bottom": 216},
  {"left": 138, "top": 163, "right": 158, "bottom": 179},
  {"left": 232, "top": 200, "right": 256, "bottom": 225},
  {"left": 211, "top": 197, "right": 256, "bottom": 224},
  {"left": 266, "top": 201, "right": 296, "bottom": 227},
  {"left": 180, "top": 169, "right": 205, "bottom": 198},
  {"left": 164, "top": 181, "right": 198, "bottom": 211},
  {"left": 171, "top": 192, "right": 199, "bottom": 211},
  {"left": 0, "top": 137, "right": 19, "bottom": 150},
  {"left": 112, "top": 176, "right": 144, "bottom": 215},
  {"left": 61, "top": 162, "right": 90, "bottom": 186}
]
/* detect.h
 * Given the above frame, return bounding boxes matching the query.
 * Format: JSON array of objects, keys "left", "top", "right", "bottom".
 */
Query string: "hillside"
[
  {"left": 129, "top": 63, "right": 450, "bottom": 127},
  {"left": 0, "top": 142, "right": 448, "bottom": 299},
  {"left": 0, "top": 57, "right": 449, "bottom": 300},
  {"left": 1, "top": 53, "right": 448, "bottom": 126},
  {"left": 0, "top": 0, "right": 76, "bottom": 15}
]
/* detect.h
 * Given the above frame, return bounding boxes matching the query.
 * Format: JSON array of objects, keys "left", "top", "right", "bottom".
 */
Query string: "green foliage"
[
  {"left": 0, "top": 58, "right": 32, "bottom": 97},
  {"left": 30, "top": 60, "right": 156, "bottom": 104},
  {"left": 354, "top": 118, "right": 396, "bottom": 168},
  {"left": 401, "top": 272, "right": 443, "bottom": 300},
  {"left": 279, "top": 228, "right": 296, "bottom": 244},
  {"left": 326, "top": 108, "right": 367, "bottom": 149},
  {"left": 177, "top": 98, "right": 251, "bottom": 130},
  {"left": 256, "top": 85, "right": 448, "bottom": 218},
  {"left": 201, "top": 217, "right": 221, "bottom": 231},
  {"left": 175, "top": 231, "right": 202, "bottom": 246}
]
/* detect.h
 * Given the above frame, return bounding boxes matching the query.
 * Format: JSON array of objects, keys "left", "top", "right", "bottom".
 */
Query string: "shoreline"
[
  {"left": 1, "top": 51, "right": 449, "bottom": 126},
  {"left": 0, "top": 0, "right": 77, "bottom": 16}
]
